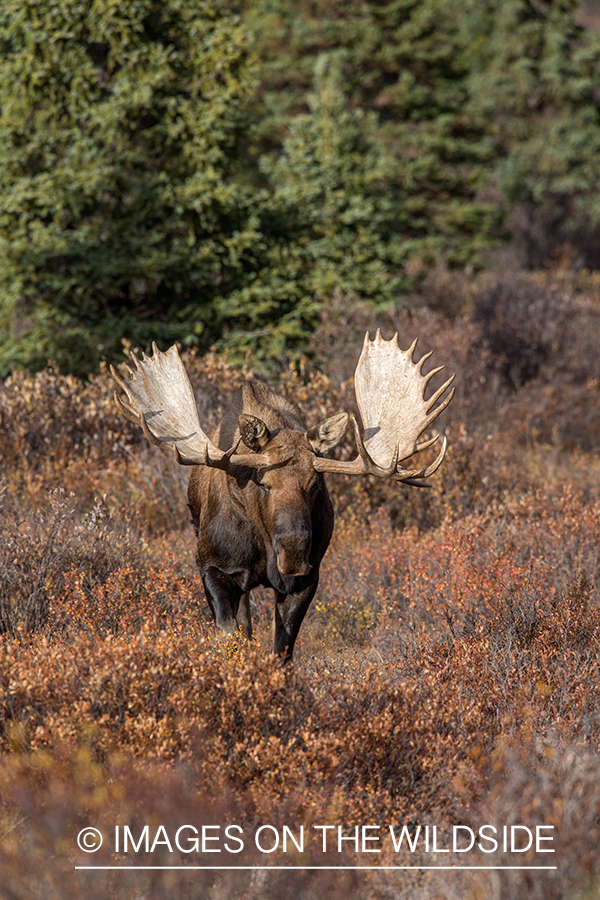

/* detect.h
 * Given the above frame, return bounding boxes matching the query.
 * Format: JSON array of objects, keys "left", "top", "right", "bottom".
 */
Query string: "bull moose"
[{"left": 111, "top": 331, "right": 454, "bottom": 661}]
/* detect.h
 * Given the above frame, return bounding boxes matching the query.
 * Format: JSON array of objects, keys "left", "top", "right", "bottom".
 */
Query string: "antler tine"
[
  {"left": 176, "top": 444, "right": 208, "bottom": 467},
  {"left": 414, "top": 433, "right": 439, "bottom": 453},
  {"left": 422, "top": 364, "right": 445, "bottom": 387},
  {"left": 423, "top": 385, "right": 456, "bottom": 435},
  {"left": 425, "top": 373, "right": 456, "bottom": 413},
  {"left": 396, "top": 435, "right": 447, "bottom": 481},
  {"left": 417, "top": 350, "right": 434, "bottom": 371},
  {"left": 351, "top": 414, "right": 371, "bottom": 466},
  {"left": 111, "top": 374, "right": 142, "bottom": 426},
  {"left": 139, "top": 410, "right": 178, "bottom": 453}
]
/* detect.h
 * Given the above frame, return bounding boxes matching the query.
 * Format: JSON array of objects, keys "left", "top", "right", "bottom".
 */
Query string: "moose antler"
[
  {"left": 111, "top": 343, "right": 273, "bottom": 469},
  {"left": 313, "top": 330, "right": 455, "bottom": 484}
]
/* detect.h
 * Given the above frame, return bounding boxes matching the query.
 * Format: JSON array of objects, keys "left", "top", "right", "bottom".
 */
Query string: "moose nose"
[
  {"left": 275, "top": 529, "right": 312, "bottom": 577},
  {"left": 276, "top": 549, "right": 312, "bottom": 577}
]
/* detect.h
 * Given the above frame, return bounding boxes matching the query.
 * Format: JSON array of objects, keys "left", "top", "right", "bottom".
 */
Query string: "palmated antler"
[
  {"left": 111, "top": 343, "right": 274, "bottom": 469},
  {"left": 313, "top": 330, "right": 455, "bottom": 485}
]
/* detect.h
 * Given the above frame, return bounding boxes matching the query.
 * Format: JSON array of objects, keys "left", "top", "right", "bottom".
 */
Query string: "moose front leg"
[
  {"left": 201, "top": 566, "right": 248, "bottom": 637},
  {"left": 273, "top": 581, "right": 319, "bottom": 662},
  {"left": 236, "top": 592, "right": 252, "bottom": 639}
]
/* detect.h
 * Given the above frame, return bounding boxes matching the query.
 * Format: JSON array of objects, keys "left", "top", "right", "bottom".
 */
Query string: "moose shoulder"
[{"left": 111, "top": 331, "right": 454, "bottom": 661}]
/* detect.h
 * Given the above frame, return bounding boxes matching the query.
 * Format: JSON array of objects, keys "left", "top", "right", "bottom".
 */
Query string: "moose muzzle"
[{"left": 275, "top": 536, "right": 312, "bottom": 577}]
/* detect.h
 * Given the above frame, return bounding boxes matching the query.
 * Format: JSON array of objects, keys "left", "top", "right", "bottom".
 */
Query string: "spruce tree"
[{"left": 0, "top": 0, "right": 262, "bottom": 375}]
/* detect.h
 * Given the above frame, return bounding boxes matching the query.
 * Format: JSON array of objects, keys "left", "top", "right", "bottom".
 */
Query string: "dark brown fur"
[{"left": 187, "top": 380, "right": 346, "bottom": 661}]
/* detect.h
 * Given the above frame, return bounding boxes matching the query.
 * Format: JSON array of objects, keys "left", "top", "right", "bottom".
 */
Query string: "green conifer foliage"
[
  {"left": 246, "top": 0, "right": 504, "bottom": 274},
  {"left": 266, "top": 55, "right": 407, "bottom": 299},
  {"left": 462, "top": 0, "right": 600, "bottom": 265},
  {"left": 0, "top": 0, "right": 261, "bottom": 375},
  {"left": 247, "top": 0, "right": 600, "bottom": 268},
  {"left": 3, "top": 0, "right": 600, "bottom": 375},
  {"left": 214, "top": 54, "right": 410, "bottom": 363}
]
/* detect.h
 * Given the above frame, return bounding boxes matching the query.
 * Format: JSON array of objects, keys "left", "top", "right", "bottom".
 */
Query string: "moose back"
[{"left": 111, "top": 331, "right": 454, "bottom": 660}]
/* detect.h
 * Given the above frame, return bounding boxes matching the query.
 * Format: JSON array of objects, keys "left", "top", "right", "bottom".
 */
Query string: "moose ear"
[
  {"left": 239, "top": 414, "right": 270, "bottom": 452},
  {"left": 307, "top": 412, "right": 349, "bottom": 455}
]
